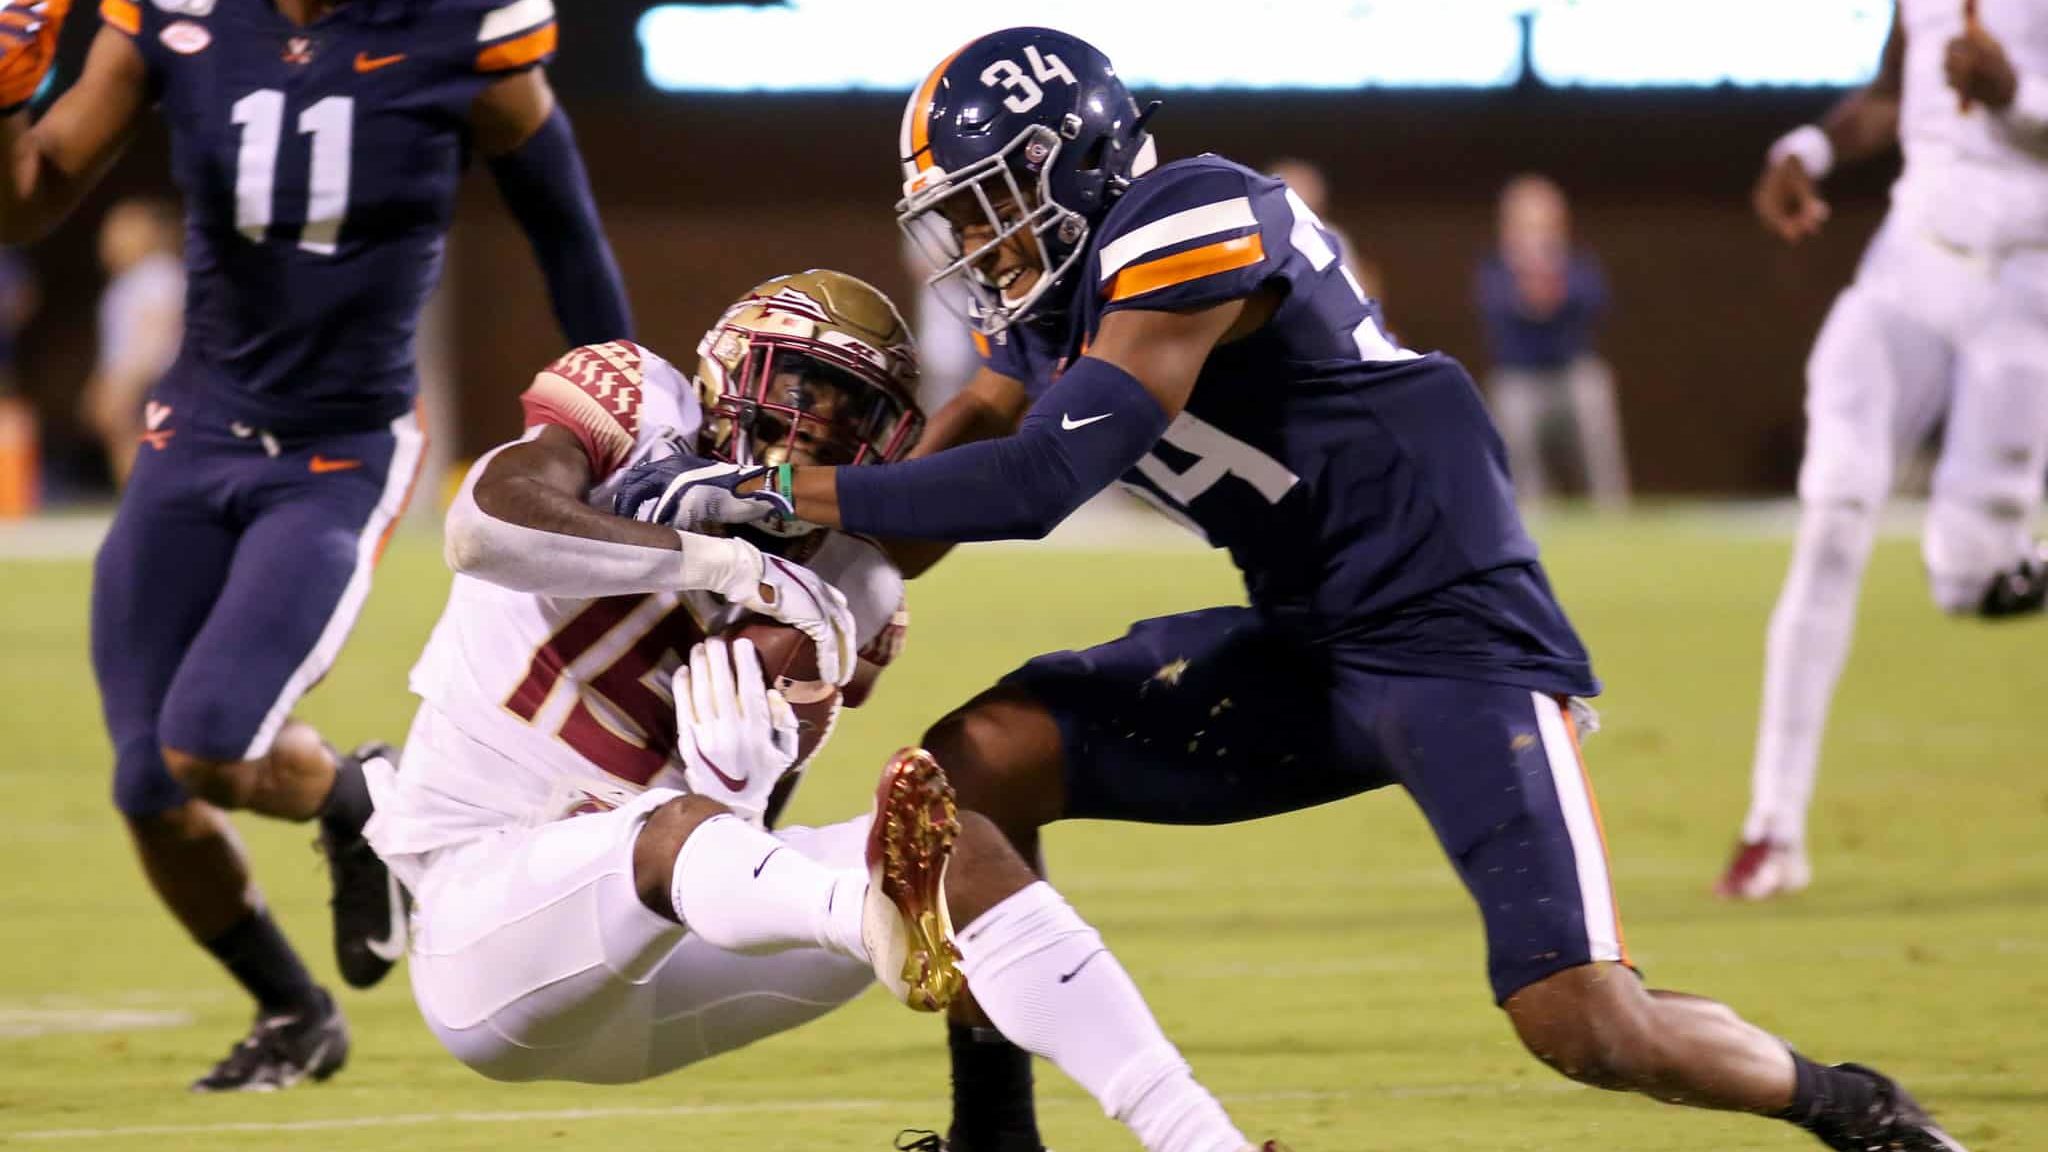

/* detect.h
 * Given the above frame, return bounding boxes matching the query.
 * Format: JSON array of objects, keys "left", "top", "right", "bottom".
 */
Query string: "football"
[{"left": 726, "top": 615, "right": 840, "bottom": 771}]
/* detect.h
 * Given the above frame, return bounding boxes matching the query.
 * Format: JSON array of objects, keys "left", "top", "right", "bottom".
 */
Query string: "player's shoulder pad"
[
  {"left": 520, "top": 340, "right": 654, "bottom": 476},
  {"left": 97, "top": 0, "right": 149, "bottom": 38},
  {"left": 1092, "top": 155, "right": 1278, "bottom": 308},
  {"left": 432, "top": 0, "right": 558, "bottom": 75}
]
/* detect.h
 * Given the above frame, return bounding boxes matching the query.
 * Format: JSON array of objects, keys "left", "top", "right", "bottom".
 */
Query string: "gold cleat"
[{"left": 863, "top": 748, "right": 966, "bottom": 1012}]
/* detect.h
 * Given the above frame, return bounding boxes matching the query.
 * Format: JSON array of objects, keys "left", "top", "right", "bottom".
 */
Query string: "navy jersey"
[
  {"left": 981, "top": 156, "right": 1596, "bottom": 696},
  {"left": 99, "top": 0, "right": 560, "bottom": 435}
]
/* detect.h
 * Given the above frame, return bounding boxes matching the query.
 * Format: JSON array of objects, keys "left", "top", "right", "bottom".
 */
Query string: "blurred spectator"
[
  {"left": 78, "top": 198, "right": 183, "bottom": 486},
  {"left": 1476, "top": 173, "right": 1629, "bottom": 509},
  {"left": 900, "top": 232, "right": 981, "bottom": 415},
  {"left": 0, "top": 249, "right": 39, "bottom": 517},
  {"left": 0, "top": 248, "right": 38, "bottom": 392},
  {"left": 1267, "top": 156, "right": 1386, "bottom": 304}
]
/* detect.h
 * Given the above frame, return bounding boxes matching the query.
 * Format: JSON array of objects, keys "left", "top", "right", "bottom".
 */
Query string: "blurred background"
[
  {"left": 13, "top": 8, "right": 2048, "bottom": 1148},
  {"left": 5, "top": 0, "right": 1897, "bottom": 508}
]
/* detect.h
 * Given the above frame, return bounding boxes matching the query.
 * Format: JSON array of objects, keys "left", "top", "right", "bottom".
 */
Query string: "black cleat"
[
  {"left": 1977, "top": 544, "right": 2048, "bottom": 618},
  {"left": 190, "top": 988, "right": 350, "bottom": 1092},
  {"left": 1806, "top": 1063, "right": 1969, "bottom": 1152},
  {"left": 320, "top": 741, "right": 408, "bottom": 989}
]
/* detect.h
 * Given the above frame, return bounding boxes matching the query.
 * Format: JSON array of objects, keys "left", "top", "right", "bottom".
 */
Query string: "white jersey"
[
  {"left": 375, "top": 341, "right": 906, "bottom": 862},
  {"left": 1892, "top": 0, "right": 2048, "bottom": 251}
]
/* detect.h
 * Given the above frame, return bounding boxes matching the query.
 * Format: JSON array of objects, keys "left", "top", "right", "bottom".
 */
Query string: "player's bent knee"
[
  {"left": 1505, "top": 964, "right": 1669, "bottom": 1092},
  {"left": 159, "top": 745, "right": 238, "bottom": 807},
  {"left": 921, "top": 688, "right": 1065, "bottom": 829},
  {"left": 111, "top": 748, "right": 191, "bottom": 818},
  {"left": 631, "top": 794, "right": 732, "bottom": 919}
]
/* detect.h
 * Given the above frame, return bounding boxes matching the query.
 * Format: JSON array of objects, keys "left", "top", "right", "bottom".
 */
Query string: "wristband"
[
  {"left": 675, "top": 530, "right": 760, "bottom": 596},
  {"left": 1768, "top": 125, "right": 1834, "bottom": 181}
]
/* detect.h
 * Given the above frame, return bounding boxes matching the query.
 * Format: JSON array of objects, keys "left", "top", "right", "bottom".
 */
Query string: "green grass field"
[{"left": 1, "top": 509, "right": 2042, "bottom": 1151}]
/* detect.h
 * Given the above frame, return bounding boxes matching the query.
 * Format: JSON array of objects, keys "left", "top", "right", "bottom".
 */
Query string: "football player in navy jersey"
[
  {"left": 623, "top": 26, "right": 1967, "bottom": 1152},
  {"left": 0, "top": 0, "right": 631, "bottom": 1090}
]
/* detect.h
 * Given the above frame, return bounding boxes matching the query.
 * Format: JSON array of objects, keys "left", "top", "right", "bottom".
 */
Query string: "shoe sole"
[{"left": 867, "top": 748, "right": 964, "bottom": 1013}]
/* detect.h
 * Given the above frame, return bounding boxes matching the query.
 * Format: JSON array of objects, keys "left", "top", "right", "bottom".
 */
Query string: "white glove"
[
  {"left": 714, "top": 545, "right": 859, "bottom": 687},
  {"left": 673, "top": 637, "right": 798, "bottom": 826}
]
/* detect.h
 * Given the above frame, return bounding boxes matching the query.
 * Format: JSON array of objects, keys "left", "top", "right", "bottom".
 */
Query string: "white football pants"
[
  {"left": 1745, "top": 215, "right": 2048, "bottom": 846},
  {"left": 405, "top": 788, "right": 873, "bottom": 1085}
]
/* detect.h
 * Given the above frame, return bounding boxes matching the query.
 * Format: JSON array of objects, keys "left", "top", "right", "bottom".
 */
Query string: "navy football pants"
[
  {"left": 92, "top": 409, "right": 424, "bottom": 817},
  {"left": 1005, "top": 605, "right": 1628, "bottom": 1002}
]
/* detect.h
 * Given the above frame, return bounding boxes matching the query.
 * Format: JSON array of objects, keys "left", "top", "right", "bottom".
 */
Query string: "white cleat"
[
  {"left": 1714, "top": 839, "right": 1812, "bottom": 900},
  {"left": 862, "top": 748, "right": 965, "bottom": 1012}
]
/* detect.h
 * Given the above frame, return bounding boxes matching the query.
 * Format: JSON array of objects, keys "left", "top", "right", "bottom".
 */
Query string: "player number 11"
[{"left": 230, "top": 89, "right": 354, "bottom": 255}]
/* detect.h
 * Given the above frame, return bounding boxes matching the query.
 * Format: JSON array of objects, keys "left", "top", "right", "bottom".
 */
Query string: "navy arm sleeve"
[
  {"left": 489, "top": 107, "right": 634, "bottom": 345},
  {"left": 835, "top": 357, "right": 1168, "bottom": 541}
]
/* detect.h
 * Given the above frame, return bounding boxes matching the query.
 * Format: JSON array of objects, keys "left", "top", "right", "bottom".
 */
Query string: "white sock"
[
  {"left": 668, "top": 814, "right": 867, "bottom": 960},
  {"left": 956, "top": 882, "right": 1246, "bottom": 1152},
  {"left": 1745, "top": 501, "right": 1876, "bottom": 846}
]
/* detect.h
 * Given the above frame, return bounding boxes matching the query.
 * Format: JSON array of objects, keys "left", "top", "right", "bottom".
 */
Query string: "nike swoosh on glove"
[
  {"left": 674, "top": 637, "right": 798, "bottom": 826},
  {"left": 612, "top": 452, "right": 796, "bottom": 533},
  {"left": 710, "top": 548, "right": 859, "bottom": 688}
]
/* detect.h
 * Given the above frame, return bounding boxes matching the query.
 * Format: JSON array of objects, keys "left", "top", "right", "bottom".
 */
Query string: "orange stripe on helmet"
[
  {"left": 475, "top": 20, "right": 556, "bottom": 73},
  {"left": 1105, "top": 234, "right": 1265, "bottom": 303},
  {"left": 99, "top": 0, "right": 139, "bottom": 36},
  {"left": 906, "top": 45, "right": 967, "bottom": 165}
]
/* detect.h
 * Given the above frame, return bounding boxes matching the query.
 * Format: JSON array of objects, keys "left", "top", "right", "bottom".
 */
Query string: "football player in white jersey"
[
  {"left": 364, "top": 271, "right": 1281, "bottom": 1152},
  {"left": 1726, "top": 0, "right": 2048, "bottom": 900}
]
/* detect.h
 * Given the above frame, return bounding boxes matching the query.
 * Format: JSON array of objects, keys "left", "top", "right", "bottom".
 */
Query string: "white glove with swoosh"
[
  {"left": 722, "top": 551, "right": 859, "bottom": 687},
  {"left": 673, "top": 637, "right": 797, "bottom": 826}
]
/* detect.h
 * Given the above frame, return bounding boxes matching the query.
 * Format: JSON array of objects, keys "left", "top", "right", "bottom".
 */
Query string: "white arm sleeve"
[{"left": 443, "top": 442, "right": 760, "bottom": 599}]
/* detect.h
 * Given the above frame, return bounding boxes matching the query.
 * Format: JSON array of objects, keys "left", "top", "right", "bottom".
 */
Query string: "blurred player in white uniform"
[
  {"left": 1724, "top": 0, "right": 2048, "bottom": 899},
  {"left": 366, "top": 271, "right": 1278, "bottom": 1152}
]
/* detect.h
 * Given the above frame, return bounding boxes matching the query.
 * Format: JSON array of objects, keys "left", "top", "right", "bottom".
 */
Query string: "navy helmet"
[{"left": 897, "top": 27, "right": 1158, "bottom": 336}]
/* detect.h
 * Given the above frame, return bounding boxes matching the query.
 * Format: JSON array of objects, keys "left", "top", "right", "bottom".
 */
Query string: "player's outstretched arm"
[
  {"left": 1754, "top": 8, "right": 1903, "bottom": 243},
  {"left": 774, "top": 294, "right": 1270, "bottom": 542},
  {"left": 471, "top": 69, "right": 633, "bottom": 346},
  {"left": 448, "top": 424, "right": 756, "bottom": 598},
  {"left": 885, "top": 364, "right": 1030, "bottom": 577},
  {"left": 0, "top": 23, "right": 150, "bottom": 244},
  {"left": 453, "top": 421, "right": 859, "bottom": 682}
]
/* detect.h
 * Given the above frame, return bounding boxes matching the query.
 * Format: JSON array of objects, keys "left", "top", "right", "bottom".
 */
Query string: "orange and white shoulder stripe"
[
  {"left": 898, "top": 45, "right": 966, "bottom": 190},
  {"left": 1531, "top": 693, "right": 1628, "bottom": 967},
  {"left": 99, "top": 0, "right": 141, "bottom": 36},
  {"left": 476, "top": 0, "right": 557, "bottom": 73},
  {"left": 1098, "top": 198, "right": 1264, "bottom": 303}
]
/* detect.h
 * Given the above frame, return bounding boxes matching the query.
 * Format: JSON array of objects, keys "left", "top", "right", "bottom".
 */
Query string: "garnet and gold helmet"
[{"left": 694, "top": 270, "right": 924, "bottom": 470}]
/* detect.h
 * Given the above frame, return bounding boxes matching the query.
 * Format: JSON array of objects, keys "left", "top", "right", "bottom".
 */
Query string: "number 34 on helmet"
[{"left": 897, "top": 26, "right": 1160, "bottom": 336}]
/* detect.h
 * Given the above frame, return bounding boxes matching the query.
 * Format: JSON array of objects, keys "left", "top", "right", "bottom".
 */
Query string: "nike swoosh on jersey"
[
  {"left": 1061, "top": 412, "right": 1113, "bottom": 431},
  {"left": 353, "top": 51, "right": 406, "bottom": 72},
  {"left": 309, "top": 456, "right": 363, "bottom": 473}
]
